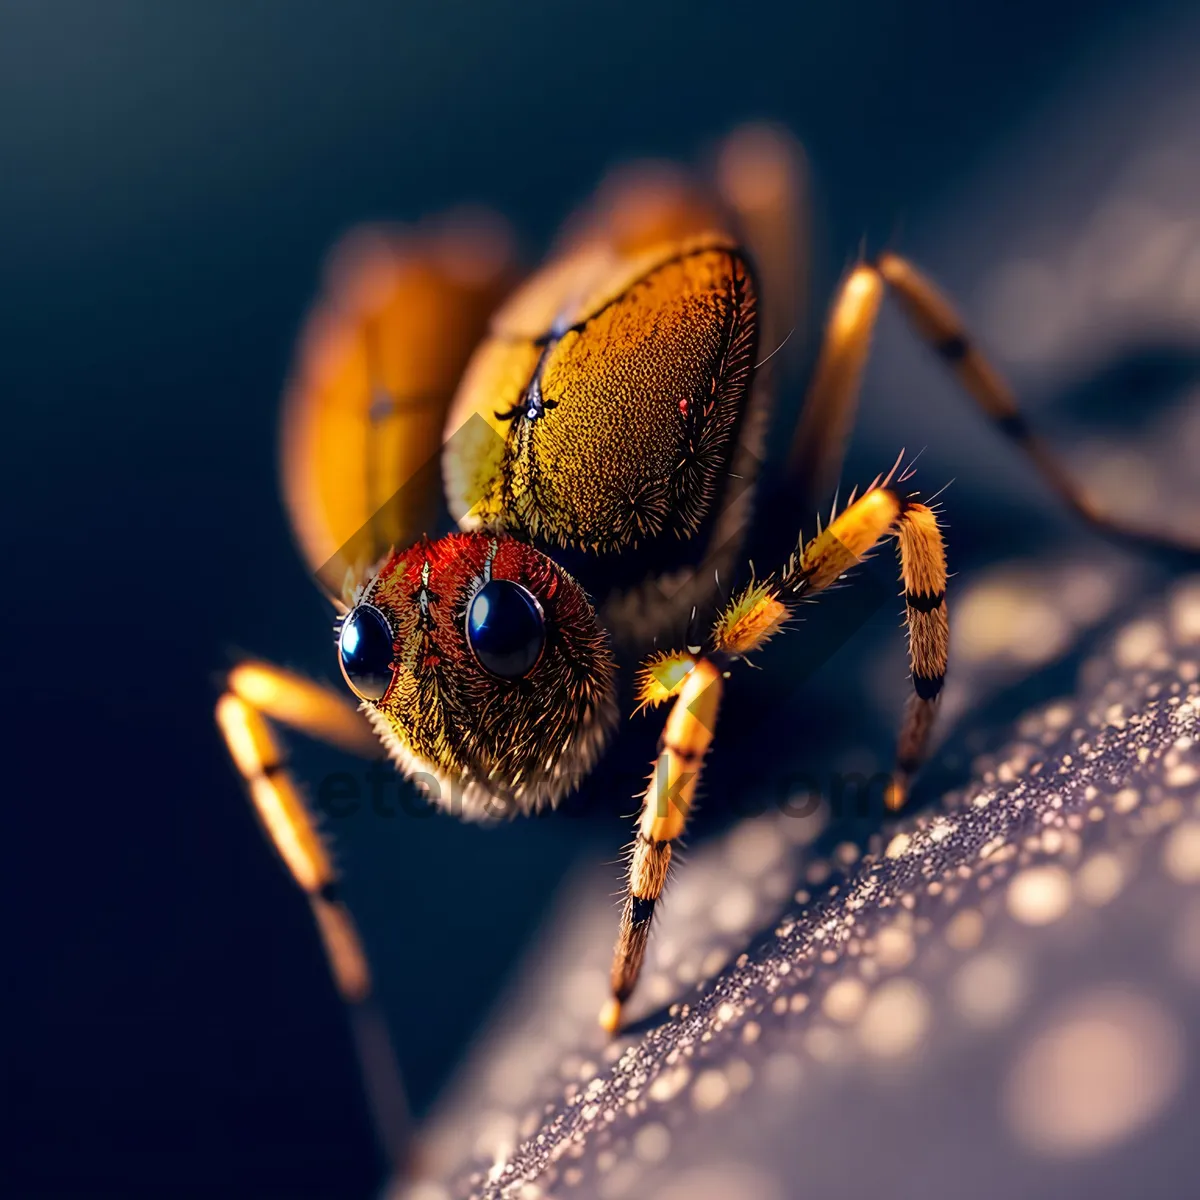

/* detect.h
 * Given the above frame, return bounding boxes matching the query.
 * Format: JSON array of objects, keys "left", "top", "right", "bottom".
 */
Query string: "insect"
[{"left": 215, "top": 124, "right": 1198, "bottom": 1163}]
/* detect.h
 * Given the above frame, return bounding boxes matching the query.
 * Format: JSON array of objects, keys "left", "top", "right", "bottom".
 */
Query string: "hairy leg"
[{"left": 602, "top": 474, "right": 948, "bottom": 1030}]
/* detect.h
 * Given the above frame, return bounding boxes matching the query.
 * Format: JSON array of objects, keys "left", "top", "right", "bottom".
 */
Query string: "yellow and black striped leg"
[
  {"left": 214, "top": 663, "right": 409, "bottom": 1170},
  {"left": 789, "top": 252, "right": 1200, "bottom": 555},
  {"left": 602, "top": 483, "right": 948, "bottom": 1030},
  {"left": 601, "top": 659, "right": 724, "bottom": 1034},
  {"left": 889, "top": 501, "right": 950, "bottom": 808},
  {"left": 769, "top": 485, "right": 949, "bottom": 811}
]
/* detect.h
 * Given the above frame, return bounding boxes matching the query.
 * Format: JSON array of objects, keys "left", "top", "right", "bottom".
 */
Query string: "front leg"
[
  {"left": 601, "top": 658, "right": 724, "bottom": 1034},
  {"left": 600, "top": 476, "right": 949, "bottom": 1031}
]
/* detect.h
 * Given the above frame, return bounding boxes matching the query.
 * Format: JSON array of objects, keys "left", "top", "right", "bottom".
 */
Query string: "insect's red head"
[{"left": 337, "top": 532, "right": 616, "bottom": 818}]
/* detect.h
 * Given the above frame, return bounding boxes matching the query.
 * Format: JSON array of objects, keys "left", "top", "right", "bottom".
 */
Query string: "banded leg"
[
  {"left": 713, "top": 481, "right": 949, "bottom": 811},
  {"left": 215, "top": 662, "right": 409, "bottom": 1170},
  {"left": 789, "top": 252, "right": 1200, "bottom": 555},
  {"left": 602, "top": 480, "right": 948, "bottom": 1031},
  {"left": 600, "top": 659, "right": 724, "bottom": 1034}
]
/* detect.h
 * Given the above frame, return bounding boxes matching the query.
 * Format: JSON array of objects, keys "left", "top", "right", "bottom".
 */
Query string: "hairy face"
[{"left": 337, "top": 532, "right": 616, "bottom": 818}]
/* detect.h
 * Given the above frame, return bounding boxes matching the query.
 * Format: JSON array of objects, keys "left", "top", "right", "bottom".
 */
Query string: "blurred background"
[{"left": 4, "top": 1, "right": 1198, "bottom": 1196}]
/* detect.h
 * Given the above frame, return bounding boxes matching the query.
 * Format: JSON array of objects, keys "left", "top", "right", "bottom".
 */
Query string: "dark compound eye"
[
  {"left": 338, "top": 604, "right": 394, "bottom": 701},
  {"left": 465, "top": 579, "right": 545, "bottom": 679}
]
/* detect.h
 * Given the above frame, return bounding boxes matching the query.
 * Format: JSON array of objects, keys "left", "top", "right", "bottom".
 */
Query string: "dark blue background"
[{"left": 2, "top": 1, "right": 1184, "bottom": 1195}]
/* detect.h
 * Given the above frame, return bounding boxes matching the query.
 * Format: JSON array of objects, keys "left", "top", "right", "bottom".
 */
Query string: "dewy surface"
[
  {"left": 391, "top": 15, "right": 1200, "bottom": 1200},
  {"left": 396, "top": 577, "right": 1200, "bottom": 1200}
]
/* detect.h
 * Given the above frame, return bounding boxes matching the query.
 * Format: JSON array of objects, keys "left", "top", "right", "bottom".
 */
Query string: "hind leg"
[{"left": 789, "top": 252, "right": 1200, "bottom": 555}]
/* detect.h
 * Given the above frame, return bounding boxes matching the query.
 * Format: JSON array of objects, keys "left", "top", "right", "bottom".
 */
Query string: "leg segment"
[
  {"left": 225, "top": 660, "right": 383, "bottom": 758},
  {"left": 788, "top": 265, "right": 884, "bottom": 506},
  {"left": 602, "top": 480, "right": 948, "bottom": 1031},
  {"left": 215, "top": 665, "right": 408, "bottom": 1168},
  {"left": 790, "top": 253, "right": 1200, "bottom": 555},
  {"left": 772, "top": 485, "right": 949, "bottom": 809},
  {"left": 600, "top": 659, "right": 724, "bottom": 1034}
]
